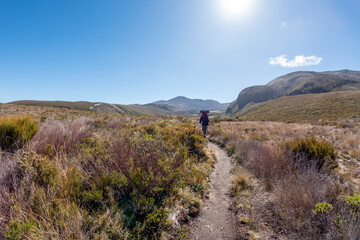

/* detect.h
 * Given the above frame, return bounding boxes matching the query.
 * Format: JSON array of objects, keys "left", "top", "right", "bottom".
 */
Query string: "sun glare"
[{"left": 218, "top": 0, "right": 255, "bottom": 21}]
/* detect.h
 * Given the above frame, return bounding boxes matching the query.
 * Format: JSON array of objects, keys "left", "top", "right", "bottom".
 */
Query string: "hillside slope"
[
  {"left": 235, "top": 90, "right": 360, "bottom": 122},
  {"left": 227, "top": 69, "right": 360, "bottom": 114}
]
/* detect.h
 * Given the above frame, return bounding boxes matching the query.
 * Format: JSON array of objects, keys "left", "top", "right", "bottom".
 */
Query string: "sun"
[{"left": 218, "top": 0, "right": 255, "bottom": 21}]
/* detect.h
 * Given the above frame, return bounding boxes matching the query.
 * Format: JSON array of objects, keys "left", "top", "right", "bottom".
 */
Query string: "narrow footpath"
[{"left": 189, "top": 142, "right": 237, "bottom": 240}]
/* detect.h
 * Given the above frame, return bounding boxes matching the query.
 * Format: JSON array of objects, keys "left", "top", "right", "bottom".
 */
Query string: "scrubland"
[
  {"left": 0, "top": 105, "right": 214, "bottom": 239},
  {"left": 2, "top": 101, "right": 360, "bottom": 239},
  {"left": 209, "top": 120, "right": 360, "bottom": 239}
]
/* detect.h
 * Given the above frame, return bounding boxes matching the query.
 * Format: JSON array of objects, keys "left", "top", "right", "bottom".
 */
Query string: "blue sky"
[{"left": 0, "top": 0, "right": 359, "bottom": 104}]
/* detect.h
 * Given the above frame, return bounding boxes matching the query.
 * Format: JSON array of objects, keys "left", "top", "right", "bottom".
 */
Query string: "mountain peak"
[{"left": 154, "top": 96, "right": 229, "bottom": 111}]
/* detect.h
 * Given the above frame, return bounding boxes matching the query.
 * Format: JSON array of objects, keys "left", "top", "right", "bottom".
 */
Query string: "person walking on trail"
[{"left": 200, "top": 111, "right": 209, "bottom": 137}]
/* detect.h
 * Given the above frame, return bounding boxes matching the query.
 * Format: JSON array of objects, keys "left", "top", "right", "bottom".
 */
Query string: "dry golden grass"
[
  {"left": 209, "top": 120, "right": 360, "bottom": 239},
  {"left": 211, "top": 120, "right": 360, "bottom": 190}
]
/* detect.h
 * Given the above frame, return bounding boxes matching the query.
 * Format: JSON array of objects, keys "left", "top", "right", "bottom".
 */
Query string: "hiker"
[{"left": 199, "top": 111, "right": 209, "bottom": 137}]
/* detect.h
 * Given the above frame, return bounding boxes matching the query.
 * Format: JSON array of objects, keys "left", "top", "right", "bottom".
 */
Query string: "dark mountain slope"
[
  {"left": 227, "top": 70, "right": 360, "bottom": 114},
  {"left": 234, "top": 90, "right": 360, "bottom": 122}
]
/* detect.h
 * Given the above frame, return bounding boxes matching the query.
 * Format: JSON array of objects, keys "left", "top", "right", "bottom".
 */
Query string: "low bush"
[
  {"left": 290, "top": 137, "right": 337, "bottom": 171},
  {"left": 230, "top": 172, "right": 250, "bottom": 196},
  {"left": 0, "top": 115, "right": 38, "bottom": 151}
]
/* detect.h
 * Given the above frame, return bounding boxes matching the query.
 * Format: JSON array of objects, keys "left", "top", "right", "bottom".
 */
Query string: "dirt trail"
[{"left": 189, "top": 142, "right": 237, "bottom": 240}]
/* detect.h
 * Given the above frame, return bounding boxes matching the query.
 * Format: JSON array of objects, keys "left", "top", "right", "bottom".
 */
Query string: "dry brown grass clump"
[{"left": 30, "top": 117, "right": 91, "bottom": 157}]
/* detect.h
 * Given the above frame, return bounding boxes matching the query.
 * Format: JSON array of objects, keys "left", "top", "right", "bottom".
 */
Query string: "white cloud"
[{"left": 269, "top": 55, "right": 322, "bottom": 68}]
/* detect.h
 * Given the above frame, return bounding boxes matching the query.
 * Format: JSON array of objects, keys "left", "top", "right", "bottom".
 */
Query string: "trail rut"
[{"left": 189, "top": 142, "right": 237, "bottom": 240}]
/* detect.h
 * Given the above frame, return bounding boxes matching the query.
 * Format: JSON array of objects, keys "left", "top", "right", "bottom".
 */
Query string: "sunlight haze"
[{"left": 217, "top": 0, "right": 257, "bottom": 21}]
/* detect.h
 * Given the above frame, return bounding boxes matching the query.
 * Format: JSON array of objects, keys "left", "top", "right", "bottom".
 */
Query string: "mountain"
[
  {"left": 234, "top": 90, "right": 360, "bottom": 122},
  {"left": 9, "top": 100, "right": 175, "bottom": 115},
  {"left": 154, "top": 96, "right": 230, "bottom": 111},
  {"left": 9, "top": 96, "right": 229, "bottom": 116},
  {"left": 227, "top": 69, "right": 360, "bottom": 114}
]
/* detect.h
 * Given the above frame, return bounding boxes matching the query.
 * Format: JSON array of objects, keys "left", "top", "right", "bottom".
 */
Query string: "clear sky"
[{"left": 1, "top": 0, "right": 359, "bottom": 104}]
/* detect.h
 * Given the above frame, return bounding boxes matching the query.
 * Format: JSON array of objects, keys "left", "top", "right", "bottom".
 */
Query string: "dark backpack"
[{"left": 202, "top": 117, "right": 209, "bottom": 125}]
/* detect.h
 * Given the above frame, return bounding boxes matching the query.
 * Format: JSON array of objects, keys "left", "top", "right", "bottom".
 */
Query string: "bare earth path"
[{"left": 189, "top": 142, "right": 237, "bottom": 240}]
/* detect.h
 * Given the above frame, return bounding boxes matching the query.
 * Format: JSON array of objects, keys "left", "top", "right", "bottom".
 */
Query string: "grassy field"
[
  {"left": 208, "top": 120, "right": 360, "bottom": 239},
  {"left": 0, "top": 105, "right": 215, "bottom": 239},
  {"left": 234, "top": 90, "right": 360, "bottom": 122}
]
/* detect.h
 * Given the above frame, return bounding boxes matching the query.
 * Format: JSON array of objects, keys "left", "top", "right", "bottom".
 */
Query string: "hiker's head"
[{"left": 202, "top": 112, "right": 208, "bottom": 117}]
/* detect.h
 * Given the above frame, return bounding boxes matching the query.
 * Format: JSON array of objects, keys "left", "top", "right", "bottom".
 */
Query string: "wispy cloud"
[
  {"left": 269, "top": 55, "right": 322, "bottom": 67},
  {"left": 280, "top": 21, "right": 287, "bottom": 28}
]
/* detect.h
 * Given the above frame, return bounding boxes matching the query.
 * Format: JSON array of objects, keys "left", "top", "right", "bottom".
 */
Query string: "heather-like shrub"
[
  {"left": 6, "top": 218, "right": 38, "bottom": 240},
  {"left": 226, "top": 144, "right": 235, "bottom": 156},
  {"left": 141, "top": 208, "right": 172, "bottom": 238},
  {"left": 18, "top": 152, "right": 58, "bottom": 187},
  {"left": 0, "top": 116, "right": 210, "bottom": 239},
  {"left": 0, "top": 115, "right": 38, "bottom": 151},
  {"left": 290, "top": 137, "right": 337, "bottom": 171}
]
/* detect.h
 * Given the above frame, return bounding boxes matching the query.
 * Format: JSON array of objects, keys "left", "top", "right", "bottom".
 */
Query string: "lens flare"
[{"left": 218, "top": 0, "right": 255, "bottom": 21}]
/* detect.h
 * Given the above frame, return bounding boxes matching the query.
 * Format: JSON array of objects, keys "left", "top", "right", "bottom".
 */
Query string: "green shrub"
[
  {"left": 312, "top": 202, "right": 334, "bottom": 214},
  {"left": 6, "top": 219, "right": 38, "bottom": 240},
  {"left": 226, "top": 144, "right": 235, "bottom": 156},
  {"left": 18, "top": 152, "right": 58, "bottom": 187},
  {"left": 0, "top": 115, "right": 38, "bottom": 151},
  {"left": 290, "top": 137, "right": 337, "bottom": 171},
  {"left": 141, "top": 208, "right": 171, "bottom": 238},
  {"left": 344, "top": 193, "right": 360, "bottom": 214}
]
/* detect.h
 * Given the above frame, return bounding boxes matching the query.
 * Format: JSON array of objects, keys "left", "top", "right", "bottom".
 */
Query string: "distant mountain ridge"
[
  {"left": 227, "top": 69, "right": 360, "bottom": 114},
  {"left": 9, "top": 96, "right": 229, "bottom": 116},
  {"left": 154, "top": 96, "right": 229, "bottom": 111}
]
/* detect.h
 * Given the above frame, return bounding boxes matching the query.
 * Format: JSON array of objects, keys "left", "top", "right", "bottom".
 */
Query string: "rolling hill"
[
  {"left": 234, "top": 90, "right": 360, "bottom": 122},
  {"left": 227, "top": 69, "right": 360, "bottom": 114}
]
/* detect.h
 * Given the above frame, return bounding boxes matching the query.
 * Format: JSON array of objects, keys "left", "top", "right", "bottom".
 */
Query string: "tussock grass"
[
  {"left": 30, "top": 117, "right": 90, "bottom": 157},
  {"left": 0, "top": 115, "right": 37, "bottom": 151}
]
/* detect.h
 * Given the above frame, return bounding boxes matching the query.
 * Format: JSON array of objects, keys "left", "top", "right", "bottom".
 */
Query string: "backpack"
[{"left": 202, "top": 116, "right": 209, "bottom": 125}]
